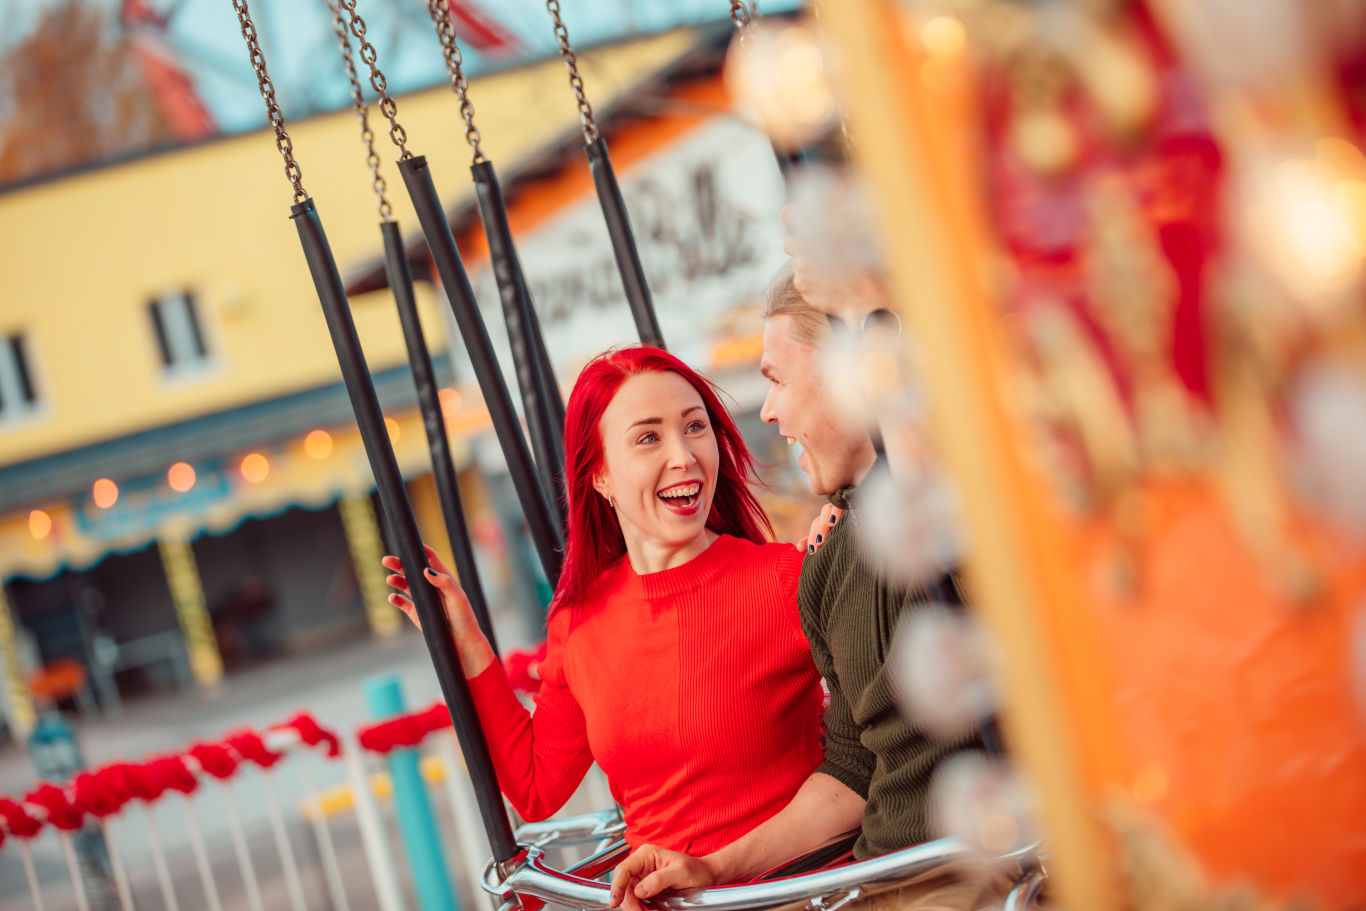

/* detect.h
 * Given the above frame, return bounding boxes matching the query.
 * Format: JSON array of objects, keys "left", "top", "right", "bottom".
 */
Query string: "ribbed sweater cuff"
[
  {"left": 466, "top": 660, "right": 524, "bottom": 723},
  {"left": 816, "top": 758, "right": 871, "bottom": 801}
]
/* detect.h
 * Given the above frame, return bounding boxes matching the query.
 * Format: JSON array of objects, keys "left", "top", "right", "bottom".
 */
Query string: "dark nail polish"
[
  {"left": 829, "top": 513, "right": 837, "bottom": 525},
  {"left": 807, "top": 544, "right": 815, "bottom": 554},
  {"left": 815, "top": 534, "right": 823, "bottom": 544}
]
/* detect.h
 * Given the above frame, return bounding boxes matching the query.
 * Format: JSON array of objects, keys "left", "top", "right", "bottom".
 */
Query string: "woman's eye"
[
  {"left": 687, "top": 420, "right": 707, "bottom": 433},
  {"left": 636, "top": 432, "right": 659, "bottom": 445}
]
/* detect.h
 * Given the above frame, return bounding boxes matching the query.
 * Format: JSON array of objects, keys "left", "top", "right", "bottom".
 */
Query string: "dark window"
[
  {"left": 0, "top": 333, "right": 39, "bottom": 420},
  {"left": 148, "top": 292, "right": 211, "bottom": 372}
]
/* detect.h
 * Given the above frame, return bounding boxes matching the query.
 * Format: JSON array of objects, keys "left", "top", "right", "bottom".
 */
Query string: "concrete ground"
[{"left": 0, "top": 623, "right": 601, "bottom": 911}]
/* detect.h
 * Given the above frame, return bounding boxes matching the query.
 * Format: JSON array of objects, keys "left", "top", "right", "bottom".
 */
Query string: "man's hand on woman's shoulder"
[{"left": 608, "top": 844, "right": 720, "bottom": 911}]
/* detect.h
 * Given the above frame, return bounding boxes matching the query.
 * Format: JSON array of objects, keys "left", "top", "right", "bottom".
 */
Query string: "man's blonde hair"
[{"left": 763, "top": 268, "right": 827, "bottom": 347}]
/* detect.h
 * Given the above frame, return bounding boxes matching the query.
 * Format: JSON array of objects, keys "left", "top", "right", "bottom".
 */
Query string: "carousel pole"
[
  {"left": 814, "top": 1, "right": 1117, "bottom": 906},
  {"left": 423, "top": 1, "right": 567, "bottom": 522},
  {"left": 545, "top": 0, "right": 666, "bottom": 349},
  {"left": 231, "top": 0, "right": 519, "bottom": 864},
  {"left": 327, "top": 0, "right": 499, "bottom": 650}
]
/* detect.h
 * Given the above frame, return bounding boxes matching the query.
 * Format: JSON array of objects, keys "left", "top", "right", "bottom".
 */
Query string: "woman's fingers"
[
  {"left": 387, "top": 592, "right": 421, "bottom": 630},
  {"left": 423, "top": 545, "right": 454, "bottom": 577},
  {"left": 804, "top": 504, "right": 844, "bottom": 556},
  {"left": 381, "top": 545, "right": 476, "bottom": 634}
]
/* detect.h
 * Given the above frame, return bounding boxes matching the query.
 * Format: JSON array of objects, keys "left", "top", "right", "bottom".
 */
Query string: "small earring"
[{"left": 608, "top": 495, "right": 615, "bottom": 510}]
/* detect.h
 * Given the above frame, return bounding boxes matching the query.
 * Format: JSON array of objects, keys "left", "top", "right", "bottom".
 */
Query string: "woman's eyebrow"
[
  {"left": 627, "top": 417, "right": 662, "bottom": 431},
  {"left": 629, "top": 406, "right": 704, "bottom": 431}
]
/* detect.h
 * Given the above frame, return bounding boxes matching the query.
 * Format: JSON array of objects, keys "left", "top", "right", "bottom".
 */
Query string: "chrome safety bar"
[
  {"left": 1002, "top": 868, "right": 1046, "bottom": 911},
  {"left": 514, "top": 807, "right": 627, "bottom": 847},
  {"left": 485, "top": 838, "right": 1041, "bottom": 911}
]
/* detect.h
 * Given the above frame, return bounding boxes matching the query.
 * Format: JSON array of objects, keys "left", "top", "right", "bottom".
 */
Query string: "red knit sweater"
[{"left": 466, "top": 534, "right": 824, "bottom": 855}]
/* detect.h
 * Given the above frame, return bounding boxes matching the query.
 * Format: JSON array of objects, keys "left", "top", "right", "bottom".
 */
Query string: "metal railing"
[{"left": 484, "top": 834, "right": 1043, "bottom": 911}]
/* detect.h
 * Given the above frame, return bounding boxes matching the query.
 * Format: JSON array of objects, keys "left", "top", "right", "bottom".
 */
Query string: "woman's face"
[{"left": 594, "top": 371, "right": 720, "bottom": 560}]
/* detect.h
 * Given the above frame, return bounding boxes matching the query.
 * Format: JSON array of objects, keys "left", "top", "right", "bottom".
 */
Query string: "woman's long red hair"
[{"left": 553, "top": 346, "right": 773, "bottom": 609}]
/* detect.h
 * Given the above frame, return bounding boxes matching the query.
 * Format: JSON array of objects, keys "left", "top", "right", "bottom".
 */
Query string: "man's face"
[{"left": 760, "top": 315, "right": 877, "bottom": 496}]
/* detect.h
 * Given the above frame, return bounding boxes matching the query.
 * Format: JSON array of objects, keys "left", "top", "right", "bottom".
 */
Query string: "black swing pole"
[
  {"left": 398, "top": 155, "right": 565, "bottom": 587},
  {"left": 333, "top": 2, "right": 564, "bottom": 589},
  {"left": 325, "top": 0, "right": 499, "bottom": 651},
  {"left": 545, "top": 0, "right": 667, "bottom": 350},
  {"left": 424, "top": 1, "right": 567, "bottom": 526},
  {"left": 230, "top": 0, "right": 518, "bottom": 865}
]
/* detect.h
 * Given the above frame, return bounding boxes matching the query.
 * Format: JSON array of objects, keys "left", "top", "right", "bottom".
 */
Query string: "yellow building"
[{"left": 0, "top": 27, "right": 727, "bottom": 736}]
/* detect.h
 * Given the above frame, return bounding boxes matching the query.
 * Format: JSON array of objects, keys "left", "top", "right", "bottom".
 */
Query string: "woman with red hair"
[{"left": 384, "top": 346, "right": 823, "bottom": 859}]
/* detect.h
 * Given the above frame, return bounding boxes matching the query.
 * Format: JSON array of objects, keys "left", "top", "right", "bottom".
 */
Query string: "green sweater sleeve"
[{"left": 805, "top": 616, "right": 876, "bottom": 799}]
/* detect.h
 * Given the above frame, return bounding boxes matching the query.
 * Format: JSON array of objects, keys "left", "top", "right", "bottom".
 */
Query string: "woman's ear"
[{"left": 591, "top": 469, "right": 610, "bottom": 502}]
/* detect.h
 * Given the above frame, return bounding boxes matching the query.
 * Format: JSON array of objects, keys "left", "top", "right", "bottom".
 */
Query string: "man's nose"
[{"left": 760, "top": 387, "right": 777, "bottom": 424}]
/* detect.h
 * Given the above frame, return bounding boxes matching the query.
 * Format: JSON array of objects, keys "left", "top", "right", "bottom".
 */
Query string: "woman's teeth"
[{"left": 659, "top": 483, "right": 701, "bottom": 505}]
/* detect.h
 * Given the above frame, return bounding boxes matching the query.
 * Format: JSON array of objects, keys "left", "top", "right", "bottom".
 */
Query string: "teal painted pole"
[{"left": 366, "top": 674, "right": 460, "bottom": 911}]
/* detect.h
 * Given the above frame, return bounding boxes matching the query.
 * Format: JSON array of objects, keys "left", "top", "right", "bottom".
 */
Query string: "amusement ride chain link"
[
  {"left": 426, "top": 0, "right": 486, "bottom": 163},
  {"left": 730, "top": 0, "right": 753, "bottom": 29},
  {"left": 231, "top": 0, "right": 306, "bottom": 202},
  {"left": 337, "top": 0, "right": 411, "bottom": 160},
  {"left": 326, "top": 0, "right": 393, "bottom": 220},
  {"left": 545, "top": 0, "right": 600, "bottom": 145}
]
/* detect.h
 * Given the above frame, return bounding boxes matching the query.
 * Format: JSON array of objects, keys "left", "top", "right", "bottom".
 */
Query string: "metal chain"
[
  {"left": 326, "top": 0, "right": 392, "bottom": 219},
  {"left": 337, "top": 0, "right": 411, "bottom": 159},
  {"left": 231, "top": 0, "right": 306, "bottom": 202},
  {"left": 729, "top": 0, "right": 753, "bottom": 29},
  {"left": 425, "top": 0, "right": 485, "bottom": 163},
  {"left": 545, "top": 0, "right": 599, "bottom": 144}
]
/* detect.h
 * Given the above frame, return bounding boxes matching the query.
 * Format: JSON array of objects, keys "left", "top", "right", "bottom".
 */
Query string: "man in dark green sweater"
[{"left": 609, "top": 273, "right": 994, "bottom": 910}]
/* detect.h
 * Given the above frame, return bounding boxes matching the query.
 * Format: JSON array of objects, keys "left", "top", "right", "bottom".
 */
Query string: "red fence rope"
[{"left": 0, "top": 644, "right": 546, "bottom": 843}]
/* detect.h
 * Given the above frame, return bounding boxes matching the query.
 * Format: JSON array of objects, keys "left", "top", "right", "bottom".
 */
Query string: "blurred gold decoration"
[
  {"left": 1006, "top": 48, "right": 1079, "bottom": 176},
  {"left": 1025, "top": 303, "right": 1140, "bottom": 513},
  {"left": 1085, "top": 181, "right": 1207, "bottom": 474},
  {"left": 1022, "top": 302, "right": 1143, "bottom": 587},
  {"left": 1211, "top": 280, "right": 1322, "bottom": 605},
  {"left": 1060, "top": 9, "right": 1160, "bottom": 141},
  {"left": 1012, "top": 108, "right": 1081, "bottom": 176}
]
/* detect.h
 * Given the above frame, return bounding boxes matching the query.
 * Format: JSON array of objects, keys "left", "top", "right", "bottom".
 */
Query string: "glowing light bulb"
[
  {"left": 929, "top": 754, "right": 1038, "bottom": 865},
  {"left": 852, "top": 463, "right": 962, "bottom": 587},
  {"left": 1244, "top": 157, "right": 1362, "bottom": 305},
  {"left": 92, "top": 478, "right": 119, "bottom": 509},
  {"left": 920, "top": 16, "right": 966, "bottom": 57},
  {"left": 385, "top": 418, "right": 401, "bottom": 444},
  {"left": 29, "top": 509, "right": 52, "bottom": 540},
  {"left": 439, "top": 388, "right": 462, "bottom": 415},
  {"left": 304, "top": 429, "right": 333, "bottom": 460},
  {"left": 888, "top": 604, "right": 997, "bottom": 739},
  {"left": 240, "top": 452, "right": 270, "bottom": 484},
  {"left": 725, "top": 19, "right": 838, "bottom": 152},
  {"left": 168, "top": 462, "right": 196, "bottom": 493}
]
